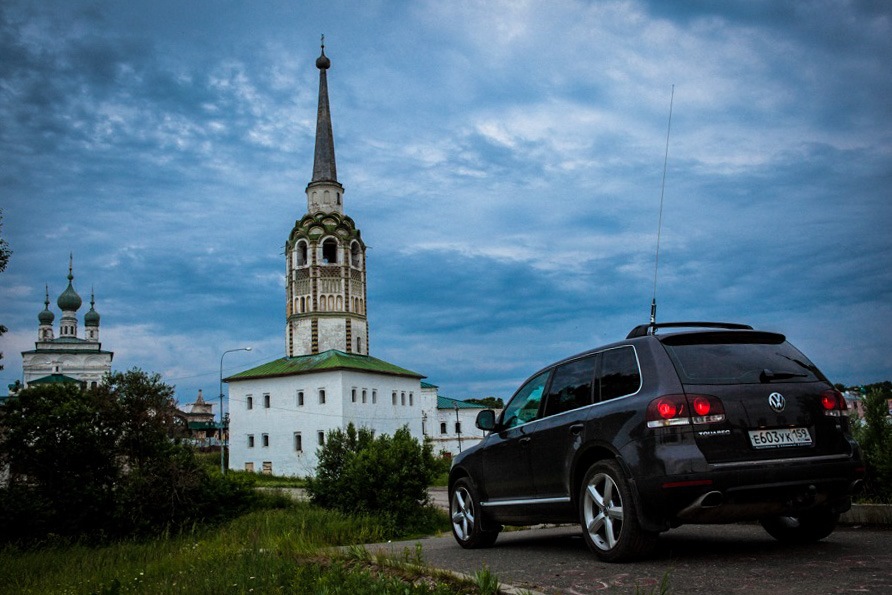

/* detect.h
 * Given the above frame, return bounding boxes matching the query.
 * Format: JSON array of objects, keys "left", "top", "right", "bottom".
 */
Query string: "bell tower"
[{"left": 285, "top": 40, "right": 368, "bottom": 357}]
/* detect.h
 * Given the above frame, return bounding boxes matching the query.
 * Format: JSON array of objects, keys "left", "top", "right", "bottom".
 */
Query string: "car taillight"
[
  {"left": 691, "top": 396, "right": 711, "bottom": 416},
  {"left": 821, "top": 389, "right": 847, "bottom": 417},
  {"left": 689, "top": 394, "right": 725, "bottom": 424},
  {"left": 646, "top": 394, "right": 725, "bottom": 428},
  {"left": 646, "top": 395, "right": 688, "bottom": 428}
]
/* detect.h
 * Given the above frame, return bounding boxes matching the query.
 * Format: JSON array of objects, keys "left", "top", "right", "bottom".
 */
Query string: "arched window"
[
  {"left": 297, "top": 241, "right": 308, "bottom": 266},
  {"left": 351, "top": 242, "right": 361, "bottom": 268},
  {"left": 336, "top": 296, "right": 343, "bottom": 311},
  {"left": 322, "top": 238, "right": 338, "bottom": 264}
]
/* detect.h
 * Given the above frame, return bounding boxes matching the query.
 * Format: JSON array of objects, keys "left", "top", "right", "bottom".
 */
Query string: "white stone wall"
[
  {"left": 427, "top": 407, "right": 492, "bottom": 458},
  {"left": 229, "top": 370, "right": 428, "bottom": 477},
  {"left": 289, "top": 318, "right": 314, "bottom": 356},
  {"left": 22, "top": 349, "right": 112, "bottom": 389},
  {"left": 316, "top": 317, "right": 346, "bottom": 353}
]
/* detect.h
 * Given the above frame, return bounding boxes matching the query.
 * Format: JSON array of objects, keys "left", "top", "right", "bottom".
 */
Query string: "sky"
[{"left": 1, "top": 0, "right": 890, "bottom": 406}]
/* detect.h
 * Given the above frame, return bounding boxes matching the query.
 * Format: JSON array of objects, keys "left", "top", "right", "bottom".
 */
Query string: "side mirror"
[{"left": 476, "top": 409, "right": 496, "bottom": 432}]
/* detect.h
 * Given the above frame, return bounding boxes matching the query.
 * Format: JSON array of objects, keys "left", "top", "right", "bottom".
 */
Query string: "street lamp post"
[
  {"left": 220, "top": 347, "right": 251, "bottom": 474},
  {"left": 454, "top": 403, "right": 462, "bottom": 453}
]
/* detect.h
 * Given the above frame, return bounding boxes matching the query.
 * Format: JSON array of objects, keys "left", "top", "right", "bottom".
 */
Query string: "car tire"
[
  {"left": 760, "top": 507, "right": 839, "bottom": 543},
  {"left": 579, "top": 460, "right": 657, "bottom": 562},
  {"left": 450, "top": 477, "right": 500, "bottom": 549}
]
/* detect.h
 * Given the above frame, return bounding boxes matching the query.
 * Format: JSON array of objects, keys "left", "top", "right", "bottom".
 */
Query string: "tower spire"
[
  {"left": 288, "top": 40, "right": 367, "bottom": 357},
  {"left": 311, "top": 35, "right": 338, "bottom": 184}
]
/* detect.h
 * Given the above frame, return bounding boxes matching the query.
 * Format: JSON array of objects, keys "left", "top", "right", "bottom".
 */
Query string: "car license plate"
[{"left": 748, "top": 427, "right": 812, "bottom": 449}]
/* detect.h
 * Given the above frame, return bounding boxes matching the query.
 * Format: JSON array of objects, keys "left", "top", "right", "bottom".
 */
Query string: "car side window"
[
  {"left": 543, "top": 355, "right": 597, "bottom": 417},
  {"left": 501, "top": 370, "right": 550, "bottom": 429},
  {"left": 597, "top": 346, "right": 641, "bottom": 401}
]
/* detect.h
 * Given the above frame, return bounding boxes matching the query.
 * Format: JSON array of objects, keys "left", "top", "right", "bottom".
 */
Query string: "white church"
[
  {"left": 226, "top": 43, "right": 491, "bottom": 477},
  {"left": 17, "top": 257, "right": 113, "bottom": 392}
]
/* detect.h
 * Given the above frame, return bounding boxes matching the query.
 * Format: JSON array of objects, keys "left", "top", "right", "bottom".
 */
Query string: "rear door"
[{"left": 658, "top": 331, "right": 850, "bottom": 464}]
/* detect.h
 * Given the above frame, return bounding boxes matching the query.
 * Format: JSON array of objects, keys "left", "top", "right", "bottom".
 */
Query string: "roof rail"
[{"left": 626, "top": 321, "right": 753, "bottom": 339}]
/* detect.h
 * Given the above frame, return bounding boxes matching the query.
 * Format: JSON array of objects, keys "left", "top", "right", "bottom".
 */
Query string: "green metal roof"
[
  {"left": 29, "top": 374, "right": 84, "bottom": 385},
  {"left": 225, "top": 349, "right": 424, "bottom": 382},
  {"left": 437, "top": 396, "right": 487, "bottom": 410}
]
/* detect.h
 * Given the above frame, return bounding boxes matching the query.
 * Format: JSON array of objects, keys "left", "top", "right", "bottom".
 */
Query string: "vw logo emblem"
[{"left": 768, "top": 392, "right": 785, "bottom": 412}]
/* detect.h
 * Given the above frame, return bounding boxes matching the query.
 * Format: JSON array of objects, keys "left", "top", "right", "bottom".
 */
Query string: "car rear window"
[{"left": 660, "top": 331, "right": 825, "bottom": 385}]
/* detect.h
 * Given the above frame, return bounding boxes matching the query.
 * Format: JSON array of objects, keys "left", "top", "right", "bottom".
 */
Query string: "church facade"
[
  {"left": 226, "top": 44, "right": 488, "bottom": 476},
  {"left": 18, "top": 258, "right": 113, "bottom": 391}
]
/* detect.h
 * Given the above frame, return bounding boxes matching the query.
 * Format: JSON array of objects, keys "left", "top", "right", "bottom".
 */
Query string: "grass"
[{"left": 0, "top": 501, "right": 482, "bottom": 594}]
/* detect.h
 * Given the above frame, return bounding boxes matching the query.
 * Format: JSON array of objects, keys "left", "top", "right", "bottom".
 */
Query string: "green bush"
[
  {"left": 306, "top": 423, "right": 441, "bottom": 537},
  {"left": 852, "top": 386, "right": 892, "bottom": 503},
  {"left": 0, "top": 369, "right": 256, "bottom": 545}
]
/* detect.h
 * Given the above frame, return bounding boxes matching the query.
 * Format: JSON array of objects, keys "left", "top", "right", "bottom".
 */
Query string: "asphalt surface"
[{"left": 379, "top": 489, "right": 892, "bottom": 594}]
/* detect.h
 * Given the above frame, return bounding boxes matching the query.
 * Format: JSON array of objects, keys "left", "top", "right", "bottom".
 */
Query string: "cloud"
[{"left": 2, "top": 0, "right": 889, "bottom": 402}]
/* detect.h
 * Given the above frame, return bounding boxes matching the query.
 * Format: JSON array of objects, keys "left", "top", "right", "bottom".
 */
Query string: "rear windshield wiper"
[
  {"left": 775, "top": 353, "right": 819, "bottom": 374},
  {"left": 760, "top": 368, "right": 808, "bottom": 383}
]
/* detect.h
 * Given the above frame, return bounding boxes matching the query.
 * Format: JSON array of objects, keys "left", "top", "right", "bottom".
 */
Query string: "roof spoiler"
[{"left": 626, "top": 321, "right": 754, "bottom": 339}]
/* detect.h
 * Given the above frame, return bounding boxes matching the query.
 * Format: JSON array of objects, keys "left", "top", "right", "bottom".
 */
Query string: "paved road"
[{"left": 375, "top": 521, "right": 892, "bottom": 594}]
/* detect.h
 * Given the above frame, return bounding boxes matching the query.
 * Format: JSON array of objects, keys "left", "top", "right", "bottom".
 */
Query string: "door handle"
[
  {"left": 570, "top": 424, "right": 584, "bottom": 436},
  {"left": 519, "top": 436, "right": 531, "bottom": 446}
]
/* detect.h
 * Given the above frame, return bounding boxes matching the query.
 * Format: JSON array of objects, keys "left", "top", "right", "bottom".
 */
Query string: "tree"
[
  {"left": 0, "top": 209, "right": 10, "bottom": 372},
  {"left": 306, "top": 423, "right": 440, "bottom": 536},
  {"left": 852, "top": 384, "right": 892, "bottom": 503},
  {"left": 0, "top": 369, "right": 255, "bottom": 544},
  {"left": 465, "top": 396, "right": 504, "bottom": 409}
]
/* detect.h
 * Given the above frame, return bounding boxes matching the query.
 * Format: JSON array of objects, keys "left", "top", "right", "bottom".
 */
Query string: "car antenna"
[{"left": 651, "top": 84, "right": 675, "bottom": 327}]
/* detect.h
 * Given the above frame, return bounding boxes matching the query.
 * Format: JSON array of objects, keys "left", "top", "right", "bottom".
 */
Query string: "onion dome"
[
  {"left": 57, "top": 256, "right": 82, "bottom": 312},
  {"left": 316, "top": 36, "right": 331, "bottom": 70},
  {"left": 84, "top": 290, "right": 100, "bottom": 327},
  {"left": 38, "top": 285, "right": 55, "bottom": 325}
]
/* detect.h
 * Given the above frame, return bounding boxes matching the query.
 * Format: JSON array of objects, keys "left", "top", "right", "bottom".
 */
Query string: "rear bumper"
[{"left": 633, "top": 453, "right": 864, "bottom": 529}]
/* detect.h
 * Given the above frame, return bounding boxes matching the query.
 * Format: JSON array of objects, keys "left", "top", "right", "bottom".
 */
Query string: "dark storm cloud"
[{"left": 1, "top": 0, "right": 889, "bottom": 401}]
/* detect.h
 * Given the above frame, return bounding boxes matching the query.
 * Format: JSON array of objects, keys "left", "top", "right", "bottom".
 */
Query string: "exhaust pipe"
[{"left": 677, "top": 490, "right": 724, "bottom": 519}]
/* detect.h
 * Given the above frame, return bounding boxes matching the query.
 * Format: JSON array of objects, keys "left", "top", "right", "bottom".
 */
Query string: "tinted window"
[
  {"left": 543, "top": 356, "right": 597, "bottom": 417},
  {"left": 661, "top": 332, "right": 824, "bottom": 385},
  {"left": 501, "top": 370, "right": 550, "bottom": 429},
  {"left": 598, "top": 346, "right": 641, "bottom": 401}
]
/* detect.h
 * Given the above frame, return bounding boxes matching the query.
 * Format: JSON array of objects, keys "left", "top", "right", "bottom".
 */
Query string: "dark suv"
[{"left": 448, "top": 322, "right": 863, "bottom": 562}]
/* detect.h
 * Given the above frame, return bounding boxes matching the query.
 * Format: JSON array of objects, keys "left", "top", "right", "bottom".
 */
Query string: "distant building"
[
  {"left": 226, "top": 43, "right": 494, "bottom": 476},
  {"left": 18, "top": 257, "right": 113, "bottom": 392},
  {"left": 176, "top": 390, "right": 222, "bottom": 447},
  {"left": 431, "top": 394, "right": 494, "bottom": 458}
]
